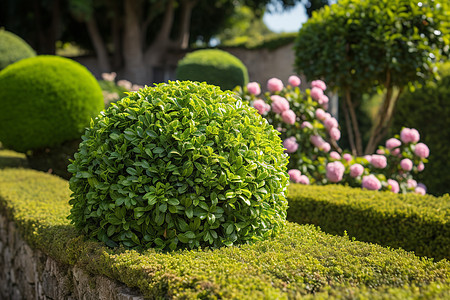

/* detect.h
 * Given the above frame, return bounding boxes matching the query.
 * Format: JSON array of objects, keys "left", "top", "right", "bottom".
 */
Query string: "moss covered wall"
[{"left": 0, "top": 213, "right": 143, "bottom": 300}]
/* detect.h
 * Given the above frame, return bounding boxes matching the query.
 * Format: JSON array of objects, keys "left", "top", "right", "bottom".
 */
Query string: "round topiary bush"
[
  {"left": 0, "top": 29, "right": 36, "bottom": 70},
  {"left": 176, "top": 49, "right": 249, "bottom": 91},
  {"left": 68, "top": 80, "right": 288, "bottom": 251},
  {"left": 0, "top": 55, "right": 104, "bottom": 153},
  {"left": 392, "top": 63, "right": 450, "bottom": 196}
]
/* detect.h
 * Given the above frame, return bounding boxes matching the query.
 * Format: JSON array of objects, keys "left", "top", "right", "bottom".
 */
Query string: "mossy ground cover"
[
  {"left": 0, "top": 166, "right": 449, "bottom": 298},
  {"left": 287, "top": 184, "right": 450, "bottom": 261}
]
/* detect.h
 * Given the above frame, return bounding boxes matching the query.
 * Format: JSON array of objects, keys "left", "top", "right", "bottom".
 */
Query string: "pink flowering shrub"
[
  {"left": 99, "top": 72, "right": 144, "bottom": 107},
  {"left": 236, "top": 76, "right": 429, "bottom": 194}
]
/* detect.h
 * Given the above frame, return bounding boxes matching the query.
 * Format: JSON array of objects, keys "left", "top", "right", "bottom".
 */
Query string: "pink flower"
[
  {"left": 271, "top": 95, "right": 289, "bottom": 114},
  {"left": 371, "top": 155, "right": 387, "bottom": 169},
  {"left": 364, "top": 155, "right": 372, "bottom": 163},
  {"left": 310, "top": 135, "right": 325, "bottom": 148},
  {"left": 350, "top": 163, "right": 364, "bottom": 177},
  {"left": 400, "top": 158, "right": 413, "bottom": 171},
  {"left": 362, "top": 175, "right": 381, "bottom": 190},
  {"left": 324, "top": 117, "right": 338, "bottom": 130},
  {"left": 407, "top": 179, "right": 417, "bottom": 189},
  {"left": 318, "top": 95, "right": 329, "bottom": 105},
  {"left": 400, "top": 128, "right": 420, "bottom": 143},
  {"left": 288, "top": 75, "right": 301, "bottom": 87},
  {"left": 288, "top": 169, "right": 302, "bottom": 183},
  {"left": 387, "top": 179, "right": 399, "bottom": 193},
  {"left": 415, "top": 186, "right": 426, "bottom": 195},
  {"left": 376, "top": 149, "right": 385, "bottom": 155},
  {"left": 321, "top": 142, "right": 331, "bottom": 153},
  {"left": 326, "top": 161, "right": 345, "bottom": 183},
  {"left": 417, "top": 183, "right": 427, "bottom": 192},
  {"left": 267, "top": 78, "right": 284, "bottom": 92},
  {"left": 386, "top": 138, "right": 401, "bottom": 150},
  {"left": 281, "top": 109, "right": 296, "bottom": 125},
  {"left": 322, "top": 103, "right": 329, "bottom": 110},
  {"left": 310, "top": 87, "right": 324, "bottom": 100},
  {"left": 252, "top": 99, "right": 269, "bottom": 114},
  {"left": 417, "top": 162, "right": 425, "bottom": 171},
  {"left": 283, "top": 137, "right": 298, "bottom": 153},
  {"left": 117, "top": 79, "right": 132, "bottom": 90},
  {"left": 414, "top": 143, "right": 429, "bottom": 158},
  {"left": 392, "top": 148, "right": 401, "bottom": 157},
  {"left": 298, "top": 175, "right": 310, "bottom": 185},
  {"left": 311, "top": 80, "right": 327, "bottom": 91},
  {"left": 315, "top": 108, "right": 327, "bottom": 121},
  {"left": 102, "top": 72, "right": 117, "bottom": 82},
  {"left": 301, "top": 121, "right": 313, "bottom": 129},
  {"left": 247, "top": 82, "right": 261, "bottom": 95},
  {"left": 329, "top": 127, "right": 341, "bottom": 141},
  {"left": 343, "top": 153, "right": 353, "bottom": 162},
  {"left": 330, "top": 151, "right": 341, "bottom": 160}
]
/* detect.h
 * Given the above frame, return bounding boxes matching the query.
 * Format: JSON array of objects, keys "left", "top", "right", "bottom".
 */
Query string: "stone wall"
[{"left": 0, "top": 214, "right": 143, "bottom": 300}]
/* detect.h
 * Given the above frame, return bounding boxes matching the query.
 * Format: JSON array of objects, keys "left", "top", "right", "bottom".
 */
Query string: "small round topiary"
[
  {"left": 0, "top": 55, "right": 104, "bottom": 152},
  {"left": 68, "top": 81, "right": 288, "bottom": 251},
  {"left": 0, "top": 29, "right": 36, "bottom": 70},
  {"left": 176, "top": 49, "right": 249, "bottom": 91}
]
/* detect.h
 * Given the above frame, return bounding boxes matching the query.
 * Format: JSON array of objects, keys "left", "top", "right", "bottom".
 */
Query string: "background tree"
[{"left": 294, "top": 0, "right": 450, "bottom": 155}]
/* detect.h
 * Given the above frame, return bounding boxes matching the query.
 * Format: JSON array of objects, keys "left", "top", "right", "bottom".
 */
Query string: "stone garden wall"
[{"left": 0, "top": 214, "right": 143, "bottom": 300}]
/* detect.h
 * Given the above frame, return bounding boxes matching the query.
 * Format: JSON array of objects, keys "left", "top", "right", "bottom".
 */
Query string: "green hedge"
[
  {"left": 1, "top": 168, "right": 449, "bottom": 298},
  {"left": 0, "top": 29, "right": 36, "bottom": 70},
  {"left": 287, "top": 184, "right": 450, "bottom": 261}
]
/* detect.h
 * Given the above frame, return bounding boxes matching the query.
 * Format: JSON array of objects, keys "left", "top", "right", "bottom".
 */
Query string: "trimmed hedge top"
[
  {"left": 1, "top": 168, "right": 450, "bottom": 299},
  {"left": 0, "top": 29, "right": 36, "bottom": 70},
  {"left": 68, "top": 81, "right": 288, "bottom": 251},
  {"left": 176, "top": 49, "right": 249, "bottom": 91},
  {"left": 0, "top": 55, "right": 104, "bottom": 152}
]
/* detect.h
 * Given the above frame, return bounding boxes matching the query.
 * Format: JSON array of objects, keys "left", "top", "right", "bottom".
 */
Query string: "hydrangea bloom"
[
  {"left": 315, "top": 108, "right": 327, "bottom": 121},
  {"left": 362, "top": 175, "right": 381, "bottom": 190},
  {"left": 288, "top": 75, "right": 301, "bottom": 87},
  {"left": 400, "top": 158, "right": 413, "bottom": 171},
  {"left": 310, "top": 135, "right": 326, "bottom": 148},
  {"left": 387, "top": 179, "right": 399, "bottom": 193},
  {"left": 102, "top": 72, "right": 117, "bottom": 81},
  {"left": 288, "top": 169, "right": 302, "bottom": 183},
  {"left": 407, "top": 179, "right": 417, "bottom": 189},
  {"left": 311, "top": 80, "right": 326, "bottom": 90},
  {"left": 321, "top": 142, "right": 331, "bottom": 153},
  {"left": 371, "top": 155, "right": 387, "bottom": 169},
  {"left": 364, "top": 155, "right": 372, "bottom": 163},
  {"left": 326, "top": 161, "right": 345, "bottom": 183},
  {"left": 301, "top": 121, "right": 313, "bottom": 129},
  {"left": 385, "top": 138, "right": 401, "bottom": 149},
  {"left": 417, "top": 162, "right": 425, "bottom": 171},
  {"left": 415, "top": 186, "right": 426, "bottom": 195},
  {"left": 267, "top": 78, "right": 284, "bottom": 92},
  {"left": 324, "top": 117, "right": 338, "bottom": 130},
  {"left": 400, "top": 128, "right": 420, "bottom": 143},
  {"left": 414, "top": 143, "right": 430, "bottom": 158},
  {"left": 319, "top": 95, "right": 329, "bottom": 105},
  {"left": 252, "top": 99, "right": 270, "bottom": 114},
  {"left": 247, "top": 82, "right": 261, "bottom": 95},
  {"left": 283, "top": 137, "right": 298, "bottom": 153},
  {"left": 343, "top": 154, "right": 352, "bottom": 162},
  {"left": 349, "top": 163, "right": 364, "bottom": 177},
  {"left": 310, "top": 87, "right": 324, "bottom": 100},
  {"left": 392, "top": 148, "right": 401, "bottom": 157},
  {"left": 330, "top": 151, "right": 341, "bottom": 160},
  {"left": 271, "top": 95, "right": 289, "bottom": 114},
  {"left": 298, "top": 175, "right": 310, "bottom": 185},
  {"left": 281, "top": 109, "right": 296, "bottom": 125},
  {"left": 376, "top": 149, "right": 385, "bottom": 155},
  {"left": 417, "top": 183, "right": 427, "bottom": 192},
  {"left": 329, "top": 127, "right": 341, "bottom": 141}
]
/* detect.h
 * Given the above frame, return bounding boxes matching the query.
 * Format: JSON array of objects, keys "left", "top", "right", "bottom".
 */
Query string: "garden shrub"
[
  {"left": 0, "top": 55, "right": 104, "bottom": 153},
  {"left": 1, "top": 168, "right": 450, "bottom": 299},
  {"left": 176, "top": 49, "right": 248, "bottom": 91},
  {"left": 287, "top": 184, "right": 450, "bottom": 260},
  {"left": 99, "top": 72, "right": 144, "bottom": 107},
  {"left": 0, "top": 29, "right": 36, "bottom": 70},
  {"left": 392, "top": 63, "right": 450, "bottom": 196},
  {"left": 68, "top": 81, "right": 288, "bottom": 251}
]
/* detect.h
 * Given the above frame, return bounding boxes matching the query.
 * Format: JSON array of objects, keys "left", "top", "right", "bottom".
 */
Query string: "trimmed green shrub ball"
[
  {"left": 392, "top": 63, "right": 450, "bottom": 196},
  {"left": 176, "top": 49, "right": 249, "bottom": 91},
  {"left": 0, "top": 55, "right": 104, "bottom": 153},
  {"left": 0, "top": 29, "right": 36, "bottom": 70},
  {"left": 68, "top": 81, "right": 288, "bottom": 251}
]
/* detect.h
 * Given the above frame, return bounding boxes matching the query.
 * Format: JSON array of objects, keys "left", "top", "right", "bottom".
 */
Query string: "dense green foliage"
[
  {"left": 294, "top": 0, "right": 449, "bottom": 94},
  {"left": 0, "top": 55, "right": 104, "bottom": 153},
  {"left": 176, "top": 49, "right": 248, "bottom": 91},
  {"left": 221, "top": 32, "right": 297, "bottom": 50},
  {"left": 68, "top": 81, "right": 288, "bottom": 251},
  {"left": 392, "top": 64, "right": 450, "bottom": 196},
  {"left": 1, "top": 168, "right": 450, "bottom": 299},
  {"left": 287, "top": 184, "right": 450, "bottom": 260},
  {"left": 0, "top": 29, "right": 36, "bottom": 70}
]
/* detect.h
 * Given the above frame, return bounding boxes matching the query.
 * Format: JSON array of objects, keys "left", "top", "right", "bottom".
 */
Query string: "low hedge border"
[
  {"left": 287, "top": 184, "right": 450, "bottom": 261},
  {"left": 0, "top": 168, "right": 449, "bottom": 298}
]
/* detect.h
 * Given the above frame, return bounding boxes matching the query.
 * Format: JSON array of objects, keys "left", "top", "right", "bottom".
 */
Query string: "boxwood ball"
[
  {"left": 68, "top": 81, "right": 289, "bottom": 251},
  {"left": 0, "top": 29, "right": 36, "bottom": 70},
  {"left": 0, "top": 55, "right": 104, "bottom": 152}
]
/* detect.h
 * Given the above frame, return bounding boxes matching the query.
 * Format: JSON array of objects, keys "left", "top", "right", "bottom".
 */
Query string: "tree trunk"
[
  {"left": 342, "top": 90, "right": 357, "bottom": 156},
  {"left": 123, "top": 0, "right": 147, "bottom": 84},
  {"left": 345, "top": 88, "right": 363, "bottom": 155},
  {"left": 176, "top": 0, "right": 198, "bottom": 49},
  {"left": 85, "top": 18, "right": 111, "bottom": 73}
]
